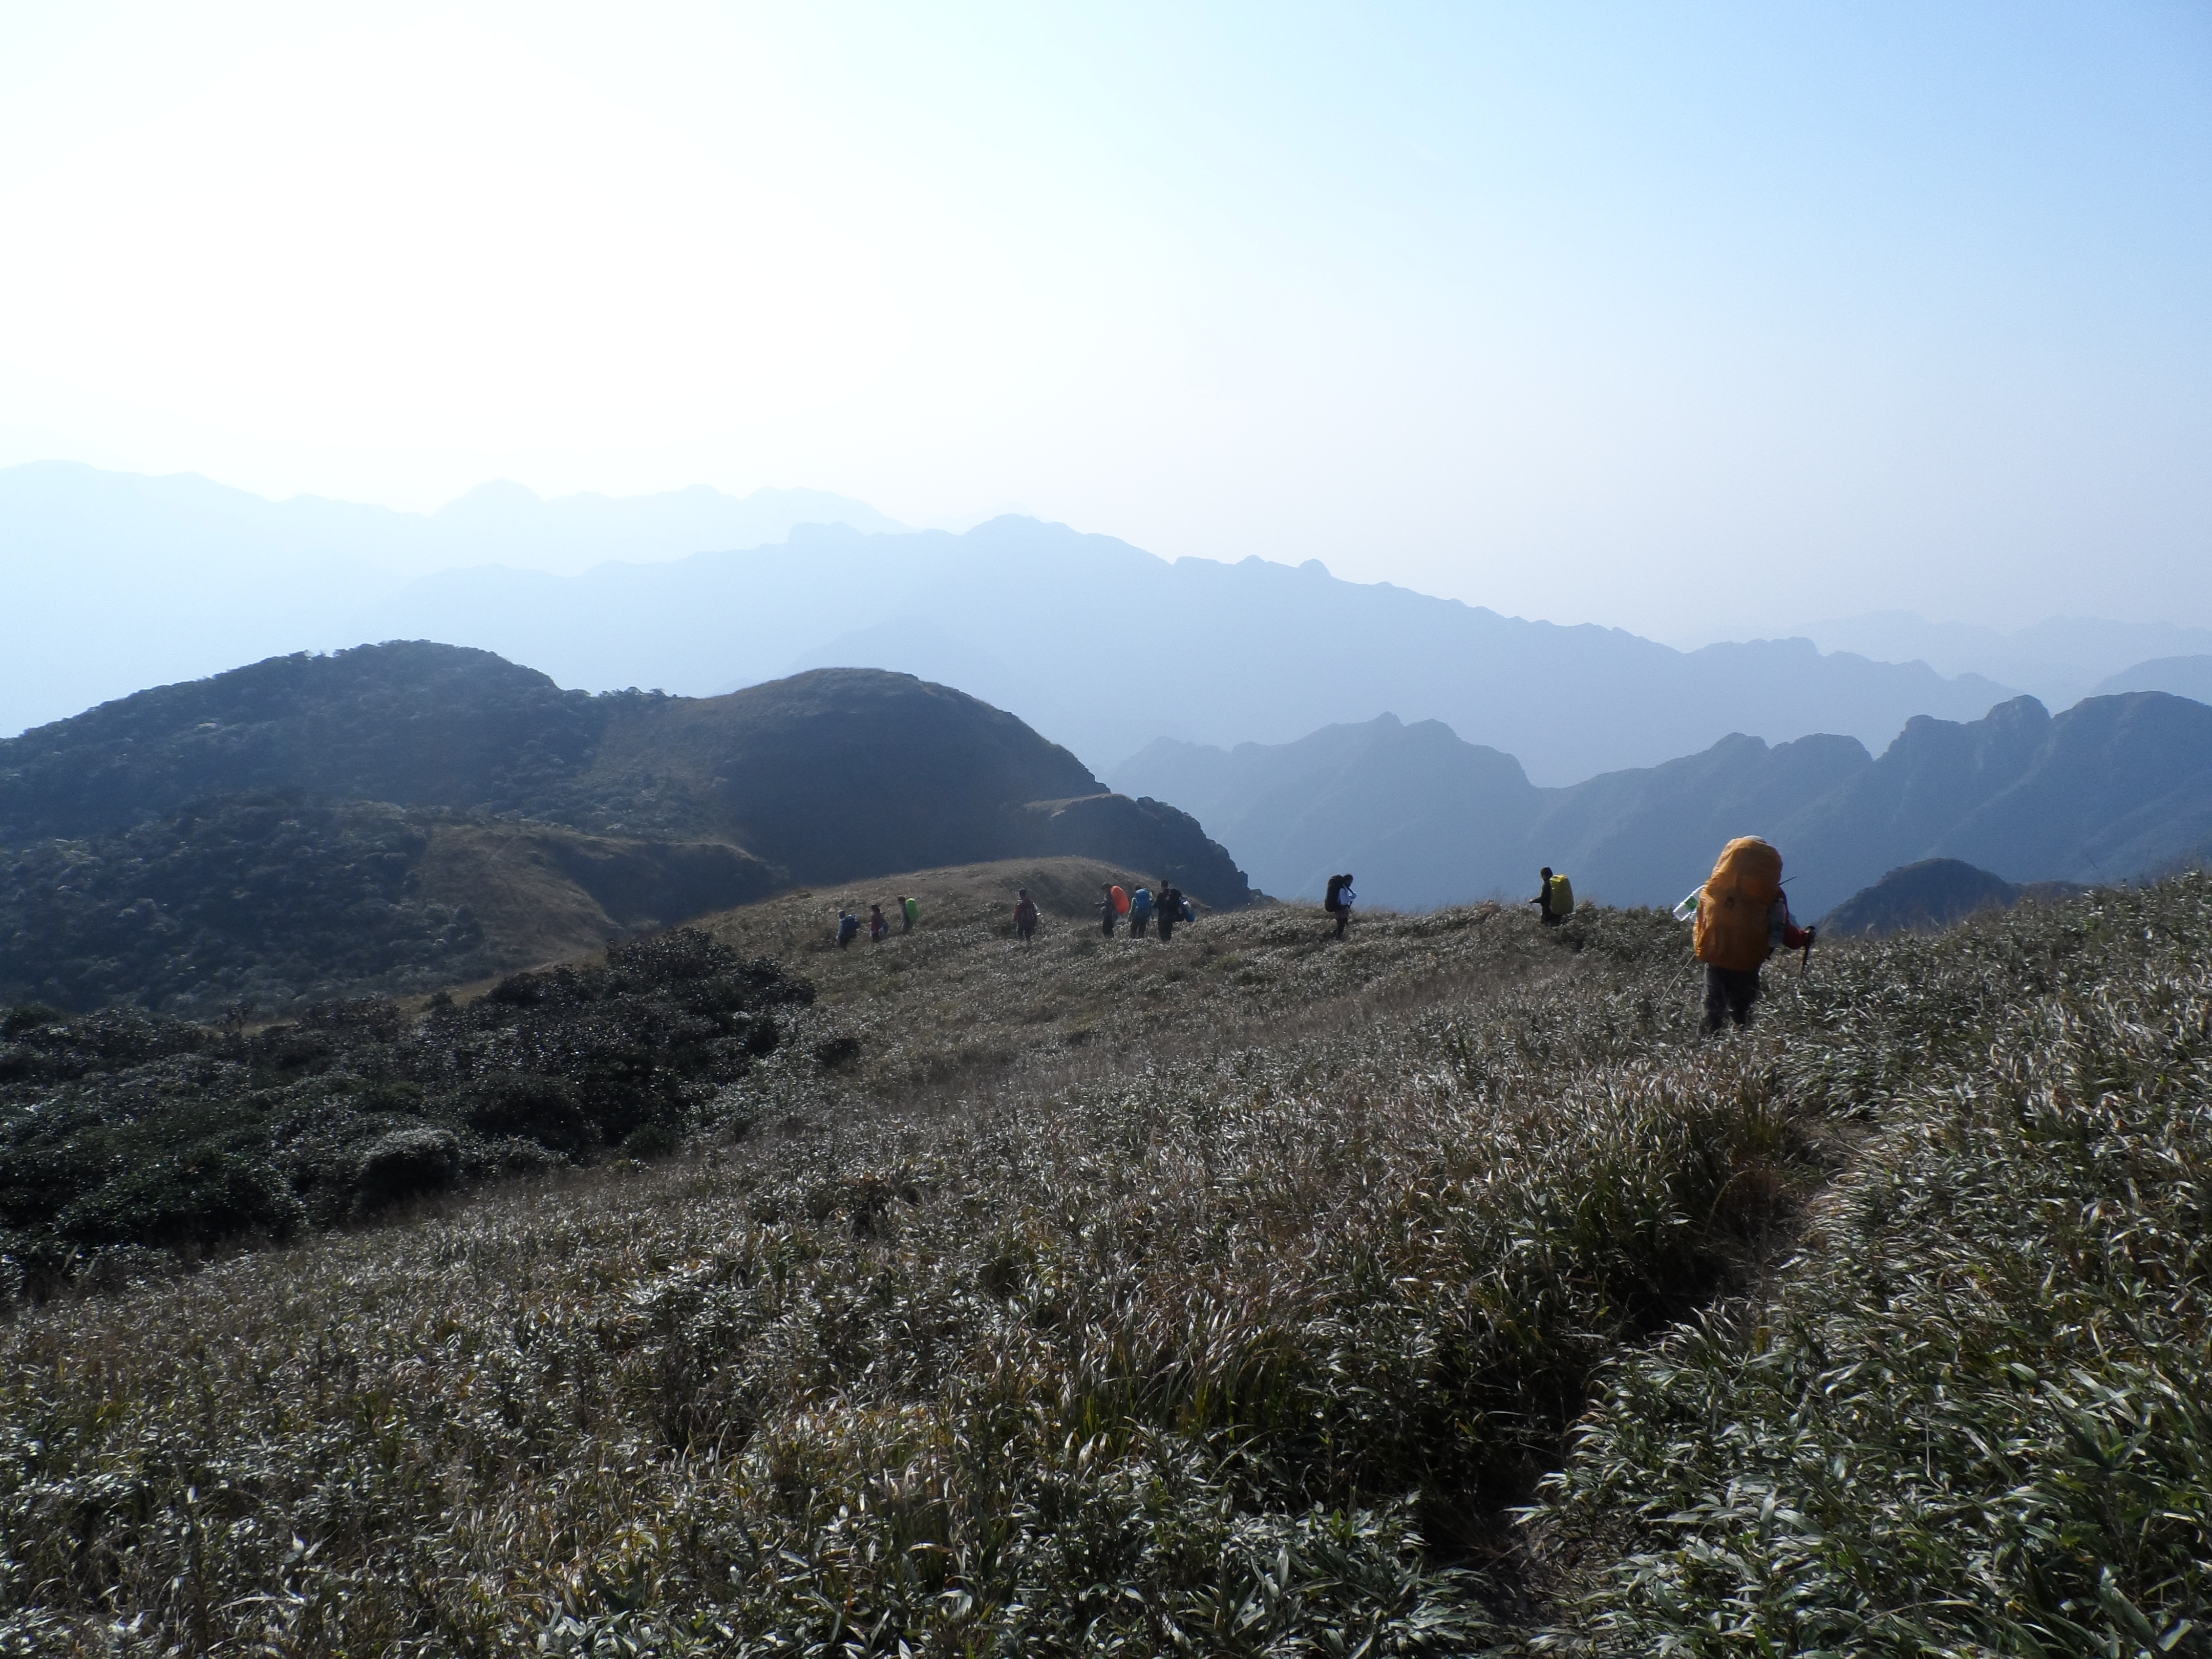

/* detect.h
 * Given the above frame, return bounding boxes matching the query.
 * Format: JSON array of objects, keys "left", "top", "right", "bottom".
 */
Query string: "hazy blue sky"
[{"left": 3, "top": 3, "right": 2207, "bottom": 637}]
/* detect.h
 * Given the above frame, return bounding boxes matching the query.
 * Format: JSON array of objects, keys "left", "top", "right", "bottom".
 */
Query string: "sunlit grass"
[{"left": 2, "top": 878, "right": 2207, "bottom": 1653}]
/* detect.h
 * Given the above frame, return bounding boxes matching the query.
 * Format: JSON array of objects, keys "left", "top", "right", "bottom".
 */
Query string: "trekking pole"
[{"left": 1799, "top": 925, "right": 1816, "bottom": 976}]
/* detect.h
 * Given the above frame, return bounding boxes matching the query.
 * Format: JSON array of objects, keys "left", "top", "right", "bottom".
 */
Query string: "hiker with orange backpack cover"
[{"left": 1691, "top": 836, "right": 1814, "bottom": 1034}]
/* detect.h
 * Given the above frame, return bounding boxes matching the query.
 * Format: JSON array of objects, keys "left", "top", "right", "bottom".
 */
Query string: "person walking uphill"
[
  {"left": 900, "top": 895, "right": 918, "bottom": 934},
  {"left": 1155, "top": 885, "right": 1182, "bottom": 943},
  {"left": 1533, "top": 867, "right": 1573, "bottom": 926},
  {"left": 1101, "top": 882, "right": 1129, "bottom": 938},
  {"left": 1013, "top": 888, "right": 1039, "bottom": 945},
  {"left": 836, "top": 909, "right": 860, "bottom": 948},
  {"left": 1324, "top": 874, "right": 1355, "bottom": 939},
  {"left": 1693, "top": 836, "right": 1814, "bottom": 1034},
  {"left": 868, "top": 904, "right": 888, "bottom": 943},
  {"left": 1128, "top": 885, "right": 1154, "bottom": 938}
]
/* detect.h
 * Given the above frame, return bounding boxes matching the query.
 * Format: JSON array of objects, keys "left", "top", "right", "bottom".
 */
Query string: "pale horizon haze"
[{"left": 3, "top": 3, "right": 2209, "bottom": 640}]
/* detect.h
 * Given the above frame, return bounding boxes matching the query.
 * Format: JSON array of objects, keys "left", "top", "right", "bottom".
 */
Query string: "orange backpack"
[
  {"left": 1110, "top": 885, "right": 1130, "bottom": 916},
  {"left": 1694, "top": 837, "right": 1782, "bottom": 971}
]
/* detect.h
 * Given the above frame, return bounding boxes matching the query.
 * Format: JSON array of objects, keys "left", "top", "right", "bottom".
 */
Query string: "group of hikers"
[
  {"left": 835, "top": 894, "right": 920, "bottom": 947},
  {"left": 1519, "top": 837, "right": 1813, "bottom": 1035},
  {"left": 1092, "top": 881, "right": 1194, "bottom": 941},
  {"left": 1009, "top": 882, "right": 1198, "bottom": 945},
  {"left": 838, "top": 882, "right": 1202, "bottom": 950},
  {"left": 835, "top": 835, "right": 1811, "bottom": 1039}
]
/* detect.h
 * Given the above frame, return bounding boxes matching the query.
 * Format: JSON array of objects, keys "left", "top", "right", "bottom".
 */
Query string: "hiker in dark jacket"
[
  {"left": 1156, "top": 885, "right": 1180, "bottom": 943},
  {"left": 868, "top": 904, "right": 888, "bottom": 942},
  {"left": 1013, "top": 889, "right": 1039, "bottom": 944},
  {"left": 1100, "top": 883, "right": 1119, "bottom": 938},
  {"left": 1534, "top": 867, "right": 1561, "bottom": 926},
  {"left": 1325, "top": 874, "right": 1354, "bottom": 939}
]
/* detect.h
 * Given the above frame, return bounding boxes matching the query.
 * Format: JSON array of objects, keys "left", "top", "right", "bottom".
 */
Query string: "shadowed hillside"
[
  {"left": 1818, "top": 857, "right": 2086, "bottom": 937},
  {"left": 0, "top": 798, "right": 778, "bottom": 1013},
  {"left": 0, "top": 645, "right": 1251, "bottom": 1012}
]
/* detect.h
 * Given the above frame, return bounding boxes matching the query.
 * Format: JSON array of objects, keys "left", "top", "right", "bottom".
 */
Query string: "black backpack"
[{"left": 1324, "top": 875, "right": 1345, "bottom": 913}]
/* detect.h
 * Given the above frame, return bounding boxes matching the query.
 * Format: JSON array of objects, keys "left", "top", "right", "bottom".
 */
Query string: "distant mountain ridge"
[
  {"left": 0, "top": 643, "right": 1250, "bottom": 1013},
  {"left": 2094, "top": 655, "right": 2212, "bottom": 705},
  {"left": 7, "top": 464, "right": 2028, "bottom": 780},
  {"left": 362, "top": 516, "right": 2018, "bottom": 784},
  {"left": 1785, "top": 612, "right": 2212, "bottom": 710},
  {"left": 1114, "top": 691, "right": 2212, "bottom": 918},
  {"left": 0, "top": 461, "right": 898, "bottom": 737}
]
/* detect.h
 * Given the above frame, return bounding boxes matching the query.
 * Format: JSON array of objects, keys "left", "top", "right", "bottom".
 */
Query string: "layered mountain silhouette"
[
  {"left": 2093, "top": 655, "right": 2212, "bottom": 705},
  {"left": 1113, "top": 691, "right": 2212, "bottom": 918},
  {"left": 1788, "top": 612, "right": 2212, "bottom": 710},
  {"left": 6, "top": 465, "right": 2020, "bottom": 783},
  {"left": 0, "top": 462, "right": 897, "bottom": 738},
  {"left": 365, "top": 517, "right": 2016, "bottom": 784},
  {"left": 0, "top": 643, "right": 1249, "bottom": 1013}
]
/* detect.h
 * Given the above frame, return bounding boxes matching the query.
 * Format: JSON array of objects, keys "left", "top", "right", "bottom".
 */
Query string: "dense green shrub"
[
  {"left": 465, "top": 1074, "right": 597, "bottom": 1157},
  {"left": 52, "top": 1147, "right": 306, "bottom": 1246},
  {"left": 353, "top": 1125, "right": 462, "bottom": 1213}
]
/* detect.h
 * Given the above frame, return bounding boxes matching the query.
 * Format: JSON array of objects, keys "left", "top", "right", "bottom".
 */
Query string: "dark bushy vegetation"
[
  {"left": 0, "top": 641, "right": 608, "bottom": 842},
  {"left": 0, "top": 929, "right": 812, "bottom": 1291},
  {"left": 0, "top": 794, "right": 503, "bottom": 1014}
]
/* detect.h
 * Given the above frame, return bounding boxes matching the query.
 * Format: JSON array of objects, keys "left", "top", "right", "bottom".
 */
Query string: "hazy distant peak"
[{"left": 434, "top": 478, "right": 543, "bottom": 517}]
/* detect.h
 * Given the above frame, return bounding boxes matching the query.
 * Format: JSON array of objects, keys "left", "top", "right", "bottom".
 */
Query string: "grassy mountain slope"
[{"left": 4, "top": 876, "right": 2205, "bottom": 1650}]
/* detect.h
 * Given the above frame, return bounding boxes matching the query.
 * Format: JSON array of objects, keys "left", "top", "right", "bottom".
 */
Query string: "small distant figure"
[
  {"left": 1100, "top": 882, "right": 1122, "bottom": 938},
  {"left": 868, "top": 903, "right": 889, "bottom": 942},
  {"left": 1693, "top": 837, "right": 1814, "bottom": 1035},
  {"left": 1180, "top": 893, "right": 1196, "bottom": 924},
  {"left": 1156, "top": 884, "right": 1182, "bottom": 943},
  {"left": 1129, "top": 885, "right": 1154, "bottom": 938},
  {"left": 1324, "top": 873, "right": 1355, "bottom": 938},
  {"left": 901, "top": 895, "right": 918, "bottom": 934},
  {"left": 836, "top": 909, "right": 860, "bottom": 948},
  {"left": 1534, "top": 867, "right": 1573, "bottom": 926},
  {"left": 1014, "top": 888, "right": 1040, "bottom": 944}
]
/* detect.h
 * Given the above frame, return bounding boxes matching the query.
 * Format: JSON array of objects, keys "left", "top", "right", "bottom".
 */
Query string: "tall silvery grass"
[
  {"left": 1538, "top": 876, "right": 2212, "bottom": 1654},
  {"left": 0, "top": 882, "right": 2205, "bottom": 1653}
]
